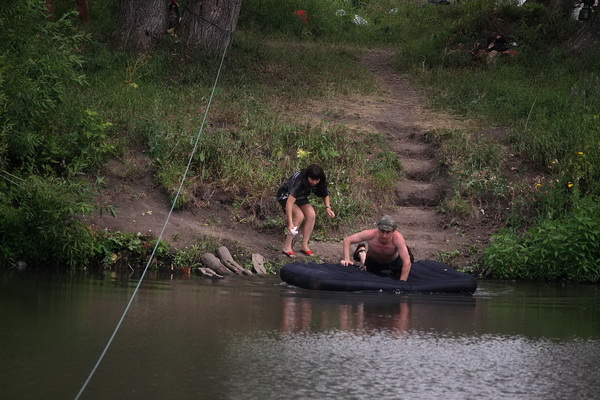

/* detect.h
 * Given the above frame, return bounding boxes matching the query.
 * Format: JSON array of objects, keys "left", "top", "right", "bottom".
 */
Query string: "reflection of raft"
[{"left": 280, "top": 260, "right": 477, "bottom": 294}]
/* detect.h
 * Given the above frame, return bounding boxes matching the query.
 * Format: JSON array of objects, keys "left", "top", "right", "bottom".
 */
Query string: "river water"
[{"left": 1, "top": 269, "right": 599, "bottom": 400}]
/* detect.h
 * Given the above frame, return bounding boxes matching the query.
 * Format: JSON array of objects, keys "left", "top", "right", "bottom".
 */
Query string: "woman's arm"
[{"left": 323, "top": 195, "right": 335, "bottom": 218}]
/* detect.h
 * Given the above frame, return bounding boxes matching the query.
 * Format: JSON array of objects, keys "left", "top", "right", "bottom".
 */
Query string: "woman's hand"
[
  {"left": 326, "top": 207, "right": 335, "bottom": 218},
  {"left": 288, "top": 224, "right": 297, "bottom": 236}
]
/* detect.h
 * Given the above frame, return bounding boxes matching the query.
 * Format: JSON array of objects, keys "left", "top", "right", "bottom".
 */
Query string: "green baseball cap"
[{"left": 377, "top": 215, "right": 396, "bottom": 231}]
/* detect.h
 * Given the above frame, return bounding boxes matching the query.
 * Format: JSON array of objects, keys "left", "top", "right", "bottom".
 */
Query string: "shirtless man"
[{"left": 340, "top": 215, "right": 413, "bottom": 281}]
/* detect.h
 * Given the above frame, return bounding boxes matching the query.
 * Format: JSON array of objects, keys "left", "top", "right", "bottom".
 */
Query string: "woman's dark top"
[{"left": 276, "top": 170, "right": 329, "bottom": 207}]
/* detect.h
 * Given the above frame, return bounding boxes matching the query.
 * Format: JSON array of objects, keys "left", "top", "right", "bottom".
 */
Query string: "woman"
[{"left": 277, "top": 164, "right": 335, "bottom": 258}]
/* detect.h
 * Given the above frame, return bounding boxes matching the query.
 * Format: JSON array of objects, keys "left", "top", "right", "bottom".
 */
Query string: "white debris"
[{"left": 352, "top": 14, "right": 368, "bottom": 26}]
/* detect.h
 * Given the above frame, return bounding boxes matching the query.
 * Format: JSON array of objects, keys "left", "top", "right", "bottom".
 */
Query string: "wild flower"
[{"left": 296, "top": 149, "right": 311, "bottom": 159}]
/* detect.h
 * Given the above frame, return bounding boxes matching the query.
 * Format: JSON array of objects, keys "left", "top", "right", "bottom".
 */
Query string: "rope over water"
[{"left": 74, "top": 31, "right": 233, "bottom": 400}]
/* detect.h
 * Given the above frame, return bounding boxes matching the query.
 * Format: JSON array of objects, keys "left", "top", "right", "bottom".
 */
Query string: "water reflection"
[
  {"left": 282, "top": 293, "right": 412, "bottom": 334},
  {"left": 279, "top": 289, "right": 483, "bottom": 339},
  {"left": 2, "top": 272, "right": 600, "bottom": 400}
]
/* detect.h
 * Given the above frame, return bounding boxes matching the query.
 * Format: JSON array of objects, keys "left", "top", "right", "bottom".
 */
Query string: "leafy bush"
[
  {"left": 0, "top": 0, "right": 90, "bottom": 171},
  {"left": 91, "top": 230, "right": 173, "bottom": 270},
  {"left": 484, "top": 197, "right": 600, "bottom": 282},
  {"left": 0, "top": 1, "right": 117, "bottom": 269},
  {"left": 0, "top": 176, "right": 98, "bottom": 268}
]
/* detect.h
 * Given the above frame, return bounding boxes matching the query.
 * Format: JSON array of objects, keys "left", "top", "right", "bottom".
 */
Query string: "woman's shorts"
[{"left": 278, "top": 196, "right": 310, "bottom": 211}]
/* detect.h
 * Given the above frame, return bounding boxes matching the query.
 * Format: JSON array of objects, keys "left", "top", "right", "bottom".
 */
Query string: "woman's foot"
[
  {"left": 282, "top": 250, "right": 296, "bottom": 258},
  {"left": 300, "top": 248, "right": 314, "bottom": 256}
]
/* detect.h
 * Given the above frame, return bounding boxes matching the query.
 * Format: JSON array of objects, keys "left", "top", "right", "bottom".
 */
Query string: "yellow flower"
[
  {"left": 567, "top": 182, "right": 574, "bottom": 188},
  {"left": 129, "top": 82, "right": 139, "bottom": 89},
  {"left": 297, "top": 149, "right": 311, "bottom": 159},
  {"left": 551, "top": 160, "right": 558, "bottom": 164},
  {"left": 577, "top": 152, "right": 584, "bottom": 156}
]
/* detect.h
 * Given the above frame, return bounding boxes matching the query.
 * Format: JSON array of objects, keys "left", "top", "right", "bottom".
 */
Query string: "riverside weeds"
[
  {"left": 390, "top": 0, "right": 600, "bottom": 281},
  {"left": 81, "top": 33, "right": 398, "bottom": 232},
  {"left": 4, "top": 0, "right": 599, "bottom": 280}
]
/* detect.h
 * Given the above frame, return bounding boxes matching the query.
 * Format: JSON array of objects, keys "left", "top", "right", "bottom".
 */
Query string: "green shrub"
[
  {"left": 91, "top": 230, "right": 173, "bottom": 270},
  {"left": 0, "top": 0, "right": 90, "bottom": 172},
  {"left": 0, "top": 176, "right": 98, "bottom": 268},
  {"left": 484, "top": 197, "right": 600, "bottom": 282}
]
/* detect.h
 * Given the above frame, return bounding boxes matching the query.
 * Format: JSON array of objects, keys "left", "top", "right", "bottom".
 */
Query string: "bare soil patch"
[{"left": 86, "top": 48, "right": 510, "bottom": 268}]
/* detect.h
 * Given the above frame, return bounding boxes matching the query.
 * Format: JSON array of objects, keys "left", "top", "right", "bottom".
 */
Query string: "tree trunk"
[
  {"left": 118, "top": 0, "right": 167, "bottom": 51},
  {"left": 565, "top": 14, "right": 600, "bottom": 53},
  {"left": 178, "top": 0, "right": 242, "bottom": 54}
]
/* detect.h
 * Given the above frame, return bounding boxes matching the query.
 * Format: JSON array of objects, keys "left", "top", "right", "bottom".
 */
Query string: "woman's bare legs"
[
  {"left": 282, "top": 204, "right": 306, "bottom": 253},
  {"left": 298, "top": 203, "right": 316, "bottom": 253}
]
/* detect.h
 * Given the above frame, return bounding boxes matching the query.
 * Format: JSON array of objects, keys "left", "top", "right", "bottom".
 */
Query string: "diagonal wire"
[{"left": 74, "top": 32, "right": 233, "bottom": 400}]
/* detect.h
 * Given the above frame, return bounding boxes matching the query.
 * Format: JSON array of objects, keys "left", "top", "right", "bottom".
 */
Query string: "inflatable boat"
[{"left": 280, "top": 260, "right": 477, "bottom": 294}]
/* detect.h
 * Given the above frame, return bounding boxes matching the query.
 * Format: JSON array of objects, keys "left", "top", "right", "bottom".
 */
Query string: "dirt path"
[
  {"left": 87, "top": 49, "right": 489, "bottom": 266},
  {"left": 303, "top": 49, "right": 487, "bottom": 263}
]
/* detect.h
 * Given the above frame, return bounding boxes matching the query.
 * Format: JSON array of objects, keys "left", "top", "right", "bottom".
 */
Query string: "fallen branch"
[
  {"left": 252, "top": 253, "right": 267, "bottom": 275},
  {"left": 198, "top": 267, "right": 223, "bottom": 278},
  {"left": 200, "top": 253, "right": 232, "bottom": 276}
]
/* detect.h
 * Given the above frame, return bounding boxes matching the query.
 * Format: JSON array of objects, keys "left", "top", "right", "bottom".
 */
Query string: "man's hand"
[{"left": 340, "top": 259, "right": 353, "bottom": 266}]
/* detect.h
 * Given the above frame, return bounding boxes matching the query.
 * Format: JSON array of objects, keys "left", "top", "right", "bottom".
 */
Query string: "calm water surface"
[{"left": 1, "top": 270, "right": 599, "bottom": 400}]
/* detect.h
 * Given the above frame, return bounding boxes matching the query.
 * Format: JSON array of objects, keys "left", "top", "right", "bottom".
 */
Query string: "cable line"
[{"left": 74, "top": 32, "right": 233, "bottom": 400}]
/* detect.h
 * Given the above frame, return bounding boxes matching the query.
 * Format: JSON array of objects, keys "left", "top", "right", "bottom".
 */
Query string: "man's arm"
[{"left": 394, "top": 234, "right": 412, "bottom": 281}]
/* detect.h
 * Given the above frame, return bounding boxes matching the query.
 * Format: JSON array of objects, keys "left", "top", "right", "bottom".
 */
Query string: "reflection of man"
[{"left": 340, "top": 215, "right": 413, "bottom": 281}]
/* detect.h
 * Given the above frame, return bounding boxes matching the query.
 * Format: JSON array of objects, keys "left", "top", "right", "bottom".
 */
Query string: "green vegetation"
[
  {"left": 0, "top": 0, "right": 402, "bottom": 270},
  {"left": 1, "top": 0, "right": 599, "bottom": 281},
  {"left": 390, "top": 0, "right": 600, "bottom": 281}
]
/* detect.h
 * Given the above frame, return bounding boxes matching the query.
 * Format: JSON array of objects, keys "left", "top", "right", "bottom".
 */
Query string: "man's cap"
[{"left": 377, "top": 215, "right": 396, "bottom": 231}]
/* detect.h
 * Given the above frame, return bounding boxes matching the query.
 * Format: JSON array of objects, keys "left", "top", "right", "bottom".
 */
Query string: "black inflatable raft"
[{"left": 280, "top": 260, "right": 477, "bottom": 294}]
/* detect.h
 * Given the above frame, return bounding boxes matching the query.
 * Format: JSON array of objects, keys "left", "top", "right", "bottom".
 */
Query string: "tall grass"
[
  {"left": 71, "top": 13, "right": 399, "bottom": 234},
  {"left": 238, "top": 0, "right": 421, "bottom": 44},
  {"left": 388, "top": 0, "right": 600, "bottom": 281},
  {"left": 5, "top": 0, "right": 597, "bottom": 277}
]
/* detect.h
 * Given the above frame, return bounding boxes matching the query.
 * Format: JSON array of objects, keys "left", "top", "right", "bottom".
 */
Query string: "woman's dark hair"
[{"left": 304, "top": 164, "right": 326, "bottom": 182}]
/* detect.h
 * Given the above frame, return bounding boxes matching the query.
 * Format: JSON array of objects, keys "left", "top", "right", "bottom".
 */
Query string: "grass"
[
  {"left": 74, "top": 29, "right": 401, "bottom": 234},
  {"left": 4, "top": 0, "right": 600, "bottom": 280},
  {"left": 388, "top": 0, "right": 600, "bottom": 281}
]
